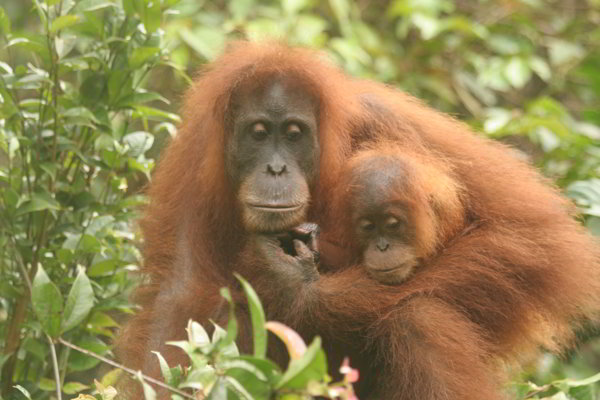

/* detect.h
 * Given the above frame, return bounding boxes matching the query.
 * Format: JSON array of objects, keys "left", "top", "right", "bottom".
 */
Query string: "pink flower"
[{"left": 339, "top": 357, "right": 359, "bottom": 383}]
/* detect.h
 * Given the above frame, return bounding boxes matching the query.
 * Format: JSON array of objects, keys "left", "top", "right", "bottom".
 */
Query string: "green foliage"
[
  {"left": 147, "top": 279, "right": 357, "bottom": 400},
  {"left": 0, "top": 0, "right": 179, "bottom": 398}
]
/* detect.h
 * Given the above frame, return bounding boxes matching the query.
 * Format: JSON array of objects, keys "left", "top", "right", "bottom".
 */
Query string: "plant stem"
[
  {"left": 57, "top": 338, "right": 197, "bottom": 399},
  {"left": 47, "top": 334, "right": 62, "bottom": 400}
]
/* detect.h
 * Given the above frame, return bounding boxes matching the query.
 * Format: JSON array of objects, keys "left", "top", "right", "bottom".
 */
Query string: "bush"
[{"left": 0, "top": 0, "right": 178, "bottom": 397}]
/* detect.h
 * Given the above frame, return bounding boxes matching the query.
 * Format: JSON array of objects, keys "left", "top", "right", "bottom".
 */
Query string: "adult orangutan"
[
  {"left": 117, "top": 41, "right": 600, "bottom": 400},
  {"left": 116, "top": 42, "right": 360, "bottom": 397}
]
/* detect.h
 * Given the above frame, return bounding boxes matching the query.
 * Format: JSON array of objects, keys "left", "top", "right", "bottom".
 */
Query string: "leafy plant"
[
  {"left": 138, "top": 275, "right": 358, "bottom": 400},
  {"left": 0, "top": 0, "right": 181, "bottom": 398}
]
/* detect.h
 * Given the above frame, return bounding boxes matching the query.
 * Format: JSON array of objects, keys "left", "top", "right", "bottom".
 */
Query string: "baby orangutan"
[{"left": 337, "top": 147, "right": 466, "bottom": 284}]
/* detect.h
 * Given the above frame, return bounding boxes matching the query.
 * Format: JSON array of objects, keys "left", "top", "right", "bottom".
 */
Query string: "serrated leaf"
[
  {"left": 32, "top": 266, "right": 63, "bottom": 337},
  {"left": 62, "top": 269, "right": 94, "bottom": 333}
]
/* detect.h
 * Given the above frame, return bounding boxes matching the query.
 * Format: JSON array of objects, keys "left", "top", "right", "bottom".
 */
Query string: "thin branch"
[
  {"left": 46, "top": 335, "right": 62, "bottom": 400},
  {"left": 57, "top": 338, "right": 197, "bottom": 399}
]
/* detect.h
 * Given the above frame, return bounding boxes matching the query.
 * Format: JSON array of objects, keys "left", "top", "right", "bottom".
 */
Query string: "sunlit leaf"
[
  {"left": 265, "top": 321, "right": 306, "bottom": 360},
  {"left": 63, "top": 381, "right": 90, "bottom": 395},
  {"left": 235, "top": 274, "right": 267, "bottom": 358},
  {"left": 276, "top": 336, "right": 327, "bottom": 390},
  {"left": 62, "top": 268, "right": 95, "bottom": 333},
  {"left": 32, "top": 266, "right": 63, "bottom": 337},
  {"left": 50, "top": 15, "right": 80, "bottom": 33}
]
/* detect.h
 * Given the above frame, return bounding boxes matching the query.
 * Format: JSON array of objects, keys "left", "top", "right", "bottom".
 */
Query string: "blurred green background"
[{"left": 1, "top": 0, "right": 599, "bottom": 399}]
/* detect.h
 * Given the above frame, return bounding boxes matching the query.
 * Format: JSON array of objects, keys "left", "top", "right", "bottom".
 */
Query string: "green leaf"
[
  {"left": 117, "top": 90, "right": 169, "bottom": 107},
  {"left": 88, "top": 311, "right": 119, "bottom": 328},
  {"left": 50, "top": 15, "right": 81, "bottom": 33},
  {"left": 152, "top": 351, "right": 173, "bottom": 384},
  {"left": 141, "top": 0, "right": 161, "bottom": 33},
  {"left": 182, "top": 364, "right": 216, "bottom": 390},
  {"left": 205, "top": 377, "right": 227, "bottom": 400},
  {"left": 411, "top": 13, "right": 441, "bottom": 40},
  {"left": 38, "top": 378, "right": 56, "bottom": 391},
  {"left": 179, "top": 27, "right": 226, "bottom": 61},
  {"left": 548, "top": 39, "right": 585, "bottom": 66},
  {"left": 62, "top": 268, "right": 95, "bottom": 333},
  {"left": 0, "top": 6, "right": 11, "bottom": 36},
  {"left": 108, "top": 70, "right": 133, "bottom": 104},
  {"left": 129, "top": 47, "right": 160, "bottom": 68},
  {"left": 122, "top": 0, "right": 136, "bottom": 15},
  {"left": 217, "top": 288, "right": 238, "bottom": 351},
  {"left": 3, "top": 188, "right": 19, "bottom": 209},
  {"left": 283, "top": 0, "right": 309, "bottom": 14},
  {"left": 236, "top": 356, "right": 282, "bottom": 385},
  {"left": 32, "top": 265, "right": 63, "bottom": 337},
  {"left": 74, "top": 0, "right": 118, "bottom": 12},
  {"left": 8, "top": 136, "right": 19, "bottom": 160},
  {"left": 529, "top": 56, "right": 551, "bottom": 81},
  {"left": 63, "top": 381, "right": 90, "bottom": 395},
  {"left": 63, "top": 106, "right": 100, "bottom": 123},
  {"left": 68, "top": 337, "right": 108, "bottom": 371},
  {"left": 123, "top": 131, "right": 154, "bottom": 157},
  {"left": 276, "top": 337, "right": 327, "bottom": 390},
  {"left": 504, "top": 57, "right": 531, "bottom": 89},
  {"left": 137, "top": 371, "right": 157, "bottom": 400},
  {"left": 133, "top": 105, "right": 181, "bottom": 122},
  {"left": 187, "top": 320, "right": 211, "bottom": 348},
  {"left": 222, "top": 360, "right": 272, "bottom": 399},
  {"left": 235, "top": 274, "right": 267, "bottom": 358},
  {"left": 13, "top": 385, "right": 32, "bottom": 399}
]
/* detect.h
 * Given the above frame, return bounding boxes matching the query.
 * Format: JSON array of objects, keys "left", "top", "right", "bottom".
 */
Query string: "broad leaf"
[
  {"left": 32, "top": 266, "right": 63, "bottom": 337},
  {"left": 62, "top": 269, "right": 95, "bottom": 333}
]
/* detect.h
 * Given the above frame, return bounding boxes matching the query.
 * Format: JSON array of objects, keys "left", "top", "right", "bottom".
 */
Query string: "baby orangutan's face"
[{"left": 354, "top": 207, "right": 419, "bottom": 285}]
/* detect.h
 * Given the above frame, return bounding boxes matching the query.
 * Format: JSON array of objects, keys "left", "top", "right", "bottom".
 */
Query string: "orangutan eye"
[
  {"left": 286, "top": 123, "right": 303, "bottom": 142},
  {"left": 251, "top": 122, "right": 268, "bottom": 141},
  {"left": 386, "top": 216, "right": 400, "bottom": 231},
  {"left": 358, "top": 219, "right": 376, "bottom": 233}
]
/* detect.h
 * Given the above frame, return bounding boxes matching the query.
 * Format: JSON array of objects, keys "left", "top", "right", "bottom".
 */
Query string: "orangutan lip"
[
  {"left": 375, "top": 266, "right": 403, "bottom": 273},
  {"left": 249, "top": 204, "right": 303, "bottom": 212}
]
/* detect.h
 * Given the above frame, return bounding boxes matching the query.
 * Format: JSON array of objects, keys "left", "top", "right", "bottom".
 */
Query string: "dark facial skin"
[
  {"left": 226, "top": 80, "right": 320, "bottom": 232},
  {"left": 354, "top": 206, "right": 419, "bottom": 284},
  {"left": 350, "top": 159, "right": 420, "bottom": 284}
]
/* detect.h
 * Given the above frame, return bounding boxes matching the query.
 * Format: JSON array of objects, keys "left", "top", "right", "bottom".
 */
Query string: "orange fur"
[{"left": 117, "top": 42, "right": 600, "bottom": 400}]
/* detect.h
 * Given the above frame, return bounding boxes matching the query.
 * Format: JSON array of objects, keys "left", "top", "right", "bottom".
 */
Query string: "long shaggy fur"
[{"left": 116, "top": 41, "right": 600, "bottom": 400}]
